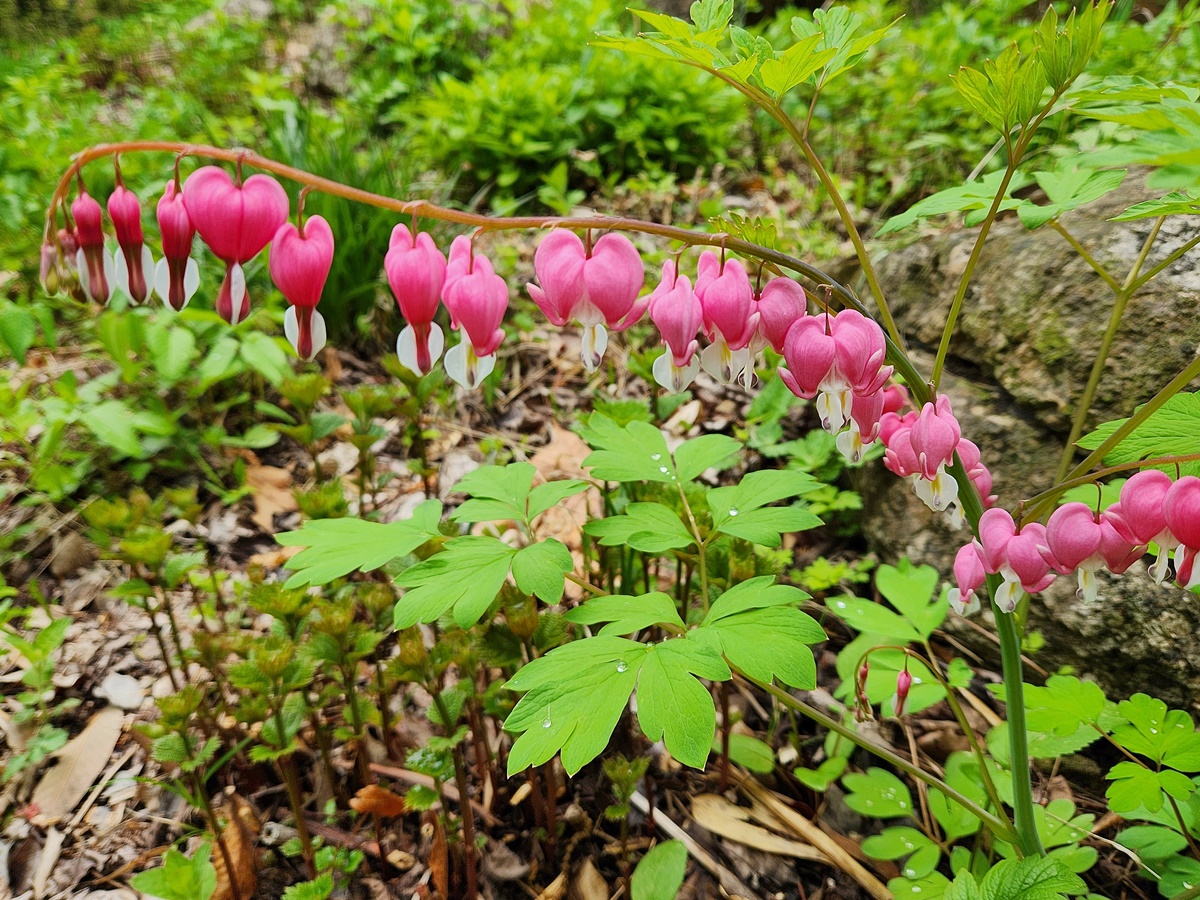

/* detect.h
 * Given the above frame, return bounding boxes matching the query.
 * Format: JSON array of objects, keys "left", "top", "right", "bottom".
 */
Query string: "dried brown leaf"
[
  {"left": 536, "top": 872, "right": 568, "bottom": 900},
  {"left": 211, "top": 794, "right": 259, "bottom": 900},
  {"left": 349, "top": 784, "right": 408, "bottom": 818},
  {"left": 691, "top": 794, "right": 827, "bottom": 862},
  {"left": 245, "top": 465, "right": 297, "bottom": 533},
  {"left": 430, "top": 814, "right": 450, "bottom": 899},
  {"left": 31, "top": 707, "right": 123, "bottom": 826},
  {"left": 570, "top": 858, "right": 608, "bottom": 900}
]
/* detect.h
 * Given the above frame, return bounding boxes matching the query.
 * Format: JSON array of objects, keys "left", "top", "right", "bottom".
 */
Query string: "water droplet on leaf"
[{"left": 616, "top": 661, "right": 628, "bottom": 673}]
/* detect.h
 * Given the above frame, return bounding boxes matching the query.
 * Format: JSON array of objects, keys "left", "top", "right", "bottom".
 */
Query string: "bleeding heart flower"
[
  {"left": 893, "top": 668, "right": 913, "bottom": 718},
  {"left": 1163, "top": 476, "right": 1200, "bottom": 590},
  {"left": 39, "top": 239, "right": 60, "bottom": 296},
  {"left": 978, "top": 508, "right": 1055, "bottom": 612},
  {"left": 442, "top": 247, "right": 507, "bottom": 390},
  {"left": 694, "top": 251, "right": 757, "bottom": 386},
  {"left": 107, "top": 185, "right": 154, "bottom": 304},
  {"left": 1046, "top": 502, "right": 1107, "bottom": 601},
  {"left": 386, "top": 225, "right": 447, "bottom": 376},
  {"left": 155, "top": 181, "right": 200, "bottom": 311},
  {"left": 183, "top": 166, "right": 289, "bottom": 325},
  {"left": 270, "top": 215, "right": 334, "bottom": 361},
  {"left": 754, "top": 277, "right": 807, "bottom": 355},
  {"left": 527, "top": 230, "right": 646, "bottom": 372},
  {"left": 647, "top": 260, "right": 703, "bottom": 393},
  {"left": 1108, "top": 470, "right": 1178, "bottom": 583},
  {"left": 71, "top": 189, "right": 114, "bottom": 304},
  {"left": 948, "top": 540, "right": 986, "bottom": 616}
]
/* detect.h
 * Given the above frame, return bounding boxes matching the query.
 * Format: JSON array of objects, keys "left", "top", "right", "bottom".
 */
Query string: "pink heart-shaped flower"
[{"left": 183, "top": 166, "right": 289, "bottom": 264}]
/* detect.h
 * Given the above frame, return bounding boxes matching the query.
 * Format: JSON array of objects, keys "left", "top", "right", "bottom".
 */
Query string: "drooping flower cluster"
[
  {"left": 880, "top": 394, "right": 995, "bottom": 525},
  {"left": 779, "top": 308, "right": 894, "bottom": 464},
  {"left": 948, "top": 469, "right": 1200, "bottom": 616}
]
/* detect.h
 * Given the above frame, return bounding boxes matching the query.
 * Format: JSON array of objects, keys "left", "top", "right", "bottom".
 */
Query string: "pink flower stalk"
[
  {"left": 183, "top": 166, "right": 289, "bottom": 325},
  {"left": 1108, "top": 470, "right": 1178, "bottom": 584},
  {"left": 71, "top": 189, "right": 114, "bottom": 304},
  {"left": 155, "top": 181, "right": 200, "bottom": 312},
  {"left": 780, "top": 309, "right": 893, "bottom": 434},
  {"left": 647, "top": 260, "right": 704, "bottom": 393},
  {"left": 956, "top": 439, "right": 997, "bottom": 508},
  {"left": 753, "top": 277, "right": 807, "bottom": 355},
  {"left": 694, "top": 252, "right": 756, "bottom": 385},
  {"left": 1046, "top": 502, "right": 1111, "bottom": 602},
  {"left": 386, "top": 225, "right": 447, "bottom": 376},
  {"left": 270, "top": 215, "right": 334, "bottom": 361},
  {"left": 947, "top": 541, "right": 986, "bottom": 616},
  {"left": 905, "top": 395, "right": 963, "bottom": 512},
  {"left": 107, "top": 185, "right": 154, "bottom": 304},
  {"left": 527, "top": 230, "right": 646, "bottom": 373},
  {"left": 441, "top": 246, "right": 508, "bottom": 390},
  {"left": 978, "top": 507, "right": 1055, "bottom": 612},
  {"left": 1163, "top": 476, "right": 1200, "bottom": 590}
]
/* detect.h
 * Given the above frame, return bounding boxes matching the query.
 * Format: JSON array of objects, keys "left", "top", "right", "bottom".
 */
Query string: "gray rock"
[{"left": 862, "top": 174, "right": 1200, "bottom": 708}]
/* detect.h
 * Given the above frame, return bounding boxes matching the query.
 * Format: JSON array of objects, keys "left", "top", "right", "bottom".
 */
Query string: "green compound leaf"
[
  {"left": 975, "top": 856, "right": 1086, "bottom": 900},
  {"left": 876, "top": 559, "right": 949, "bottom": 638},
  {"left": 278, "top": 500, "right": 442, "bottom": 588},
  {"left": 449, "top": 462, "right": 538, "bottom": 524},
  {"left": 759, "top": 33, "right": 834, "bottom": 96},
  {"left": 1107, "top": 761, "right": 1196, "bottom": 814},
  {"left": 0, "top": 303, "right": 38, "bottom": 365},
  {"left": 877, "top": 169, "right": 1031, "bottom": 236},
  {"left": 708, "top": 469, "right": 823, "bottom": 548},
  {"left": 794, "top": 756, "right": 848, "bottom": 792},
  {"left": 585, "top": 503, "right": 696, "bottom": 552},
  {"left": 1112, "top": 188, "right": 1200, "bottom": 221},
  {"left": 564, "top": 592, "right": 685, "bottom": 636},
  {"left": 842, "top": 767, "right": 915, "bottom": 818},
  {"left": 929, "top": 752, "right": 987, "bottom": 840},
  {"left": 579, "top": 416, "right": 677, "bottom": 484},
  {"left": 1110, "top": 693, "right": 1200, "bottom": 770},
  {"left": 129, "top": 843, "right": 217, "bottom": 900},
  {"left": 1017, "top": 165, "right": 1126, "bottom": 229},
  {"left": 713, "top": 733, "right": 776, "bottom": 774},
  {"left": 673, "top": 433, "right": 740, "bottom": 481},
  {"left": 528, "top": 479, "right": 590, "bottom": 520},
  {"left": 505, "top": 636, "right": 645, "bottom": 776},
  {"left": 701, "top": 603, "right": 824, "bottom": 689},
  {"left": 1116, "top": 824, "right": 1189, "bottom": 860},
  {"left": 862, "top": 827, "right": 940, "bottom": 880},
  {"left": 505, "top": 634, "right": 730, "bottom": 775},
  {"left": 703, "top": 575, "right": 810, "bottom": 621},
  {"left": 631, "top": 839, "right": 688, "bottom": 900},
  {"left": 1078, "top": 393, "right": 1200, "bottom": 477},
  {"left": 636, "top": 637, "right": 729, "bottom": 768},
  {"left": 394, "top": 536, "right": 515, "bottom": 630},
  {"left": 1024, "top": 674, "right": 1110, "bottom": 739},
  {"left": 511, "top": 539, "right": 574, "bottom": 603}
]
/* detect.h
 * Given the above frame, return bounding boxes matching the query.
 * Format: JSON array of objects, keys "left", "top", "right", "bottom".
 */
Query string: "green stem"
[
  {"left": 994, "top": 602, "right": 1042, "bottom": 857},
  {"left": 1129, "top": 231, "right": 1200, "bottom": 295},
  {"left": 739, "top": 671, "right": 1017, "bottom": 842},
  {"left": 1025, "top": 351, "right": 1200, "bottom": 524},
  {"left": 1047, "top": 220, "right": 1122, "bottom": 292},
  {"left": 922, "top": 641, "right": 1012, "bottom": 832},
  {"left": 1053, "top": 216, "right": 1164, "bottom": 484},
  {"left": 676, "top": 483, "right": 708, "bottom": 614}
]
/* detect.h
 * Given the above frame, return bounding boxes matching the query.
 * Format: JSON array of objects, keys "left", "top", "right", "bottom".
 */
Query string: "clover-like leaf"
[{"left": 511, "top": 539, "right": 574, "bottom": 603}]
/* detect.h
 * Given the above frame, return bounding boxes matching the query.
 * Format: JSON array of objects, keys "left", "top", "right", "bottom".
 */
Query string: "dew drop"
[
  {"left": 728, "top": 508, "right": 739, "bottom": 517},
  {"left": 1151, "top": 728, "right": 1159, "bottom": 734},
  {"left": 616, "top": 661, "right": 628, "bottom": 673},
  {"left": 651, "top": 453, "right": 662, "bottom": 461},
  {"left": 542, "top": 716, "right": 552, "bottom": 729},
  {"left": 659, "top": 466, "right": 669, "bottom": 474}
]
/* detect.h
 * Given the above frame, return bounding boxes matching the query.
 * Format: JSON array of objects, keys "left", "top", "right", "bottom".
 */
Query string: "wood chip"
[
  {"left": 570, "top": 858, "right": 608, "bottom": 900},
  {"left": 31, "top": 707, "right": 123, "bottom": 826},
  {"left": 31, "top": 826, "right": 64, "bottom": 900},
  {"left": 349, "top": 784, "right": 407, "bottom": 818}
]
